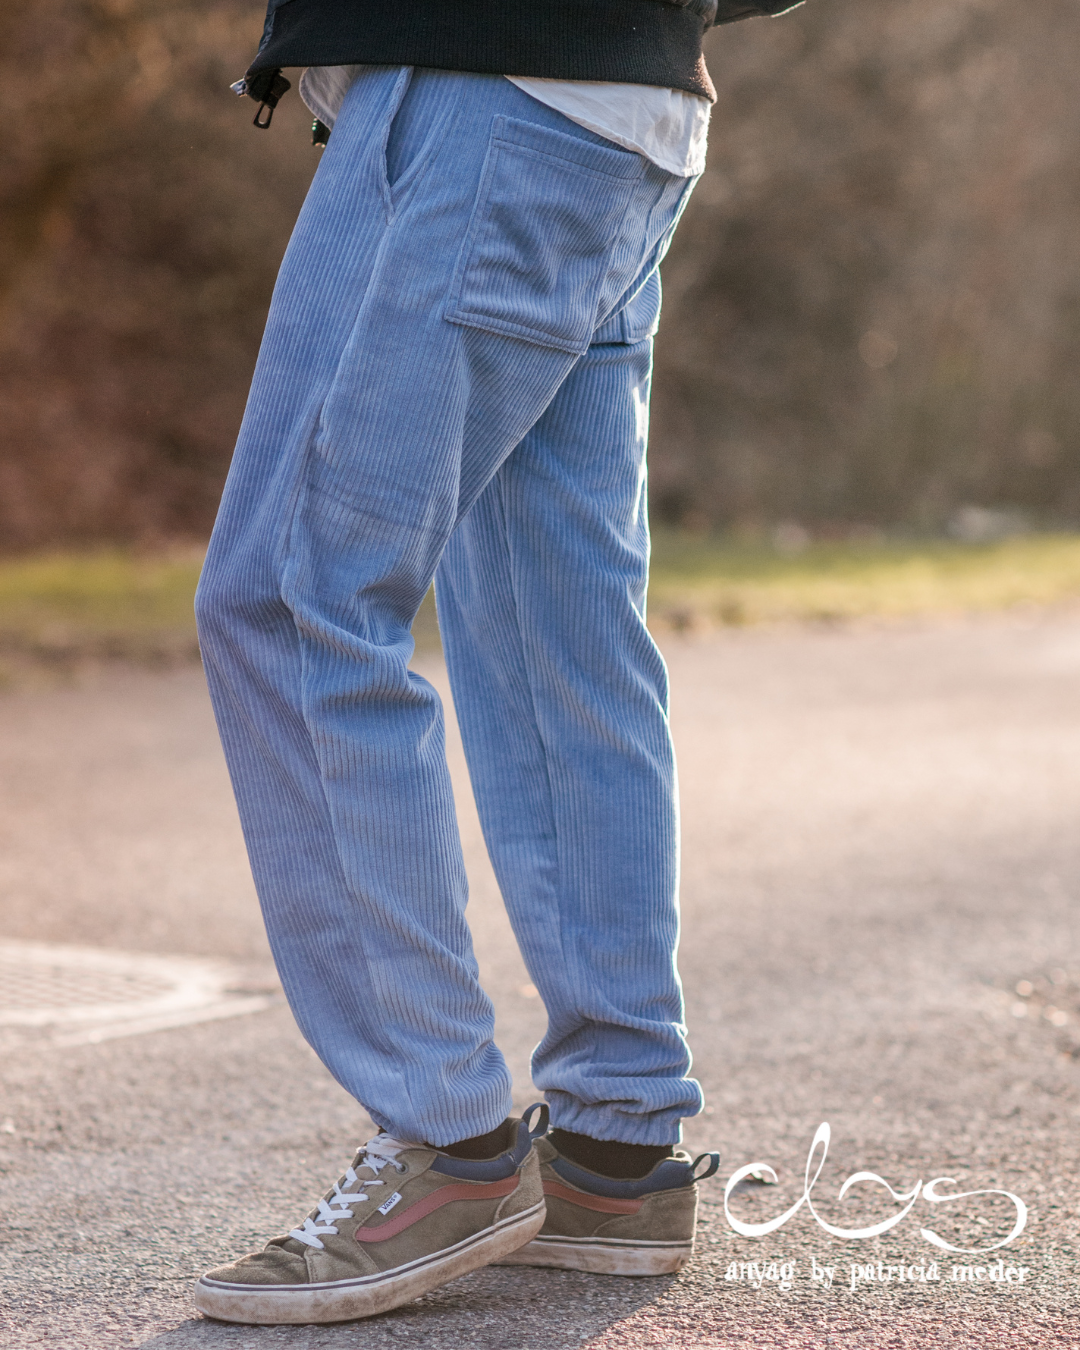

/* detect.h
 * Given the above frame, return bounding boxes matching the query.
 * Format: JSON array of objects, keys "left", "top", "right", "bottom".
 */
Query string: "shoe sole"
[
  {"left": 498, "top": 1233, "right": 693, "bottom": 1276},
  {"left": 194, "top": 1201, "right": 545, "bottom": 1324}
]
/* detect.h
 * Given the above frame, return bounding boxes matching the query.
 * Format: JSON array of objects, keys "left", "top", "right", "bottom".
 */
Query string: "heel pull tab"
[
  {"left": 243, "top": 68, "right": 291, "bottom": 129},
  {"left": 691, "top": 1152, "right": 721, "bottom": 1181},
  {"left": 521, "top": 1103, "right": 550, "bottom": 1139}
]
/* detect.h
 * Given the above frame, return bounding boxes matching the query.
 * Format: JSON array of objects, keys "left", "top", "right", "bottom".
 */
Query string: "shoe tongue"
[
  {"left": 352, "top": 1135, "right": 424, "bottom": 1175},
  {"left": 351, "top": 1152, "right": 391, "bottom": 1179}
]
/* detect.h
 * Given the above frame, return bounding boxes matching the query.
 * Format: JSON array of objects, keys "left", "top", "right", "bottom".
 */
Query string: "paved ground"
[{"left": 1, "top": 611, "right": 1079, "bottom": 1348}]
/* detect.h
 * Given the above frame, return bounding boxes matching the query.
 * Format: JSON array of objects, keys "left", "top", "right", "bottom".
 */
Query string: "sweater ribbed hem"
[{"left": 248, "top": 0, "right": 716, "bottom": 102}]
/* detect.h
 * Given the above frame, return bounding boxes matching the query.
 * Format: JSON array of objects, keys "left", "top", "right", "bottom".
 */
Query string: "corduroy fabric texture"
[{"left": 196, "top": 67, "right": 704, "bottom": 1147}]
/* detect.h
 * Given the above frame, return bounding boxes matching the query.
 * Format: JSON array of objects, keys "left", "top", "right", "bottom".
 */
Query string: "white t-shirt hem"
[
  {"left": 299, "top": 67, "right": 709, "bottom": 179},
  {"left": 506, "top": 76, "right": 708, "bottom": 178}
]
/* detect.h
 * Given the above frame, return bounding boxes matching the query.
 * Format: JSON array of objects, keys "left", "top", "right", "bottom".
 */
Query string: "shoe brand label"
[{"left": 377, "top": 1191, "right": 402, "bottom": 1215}]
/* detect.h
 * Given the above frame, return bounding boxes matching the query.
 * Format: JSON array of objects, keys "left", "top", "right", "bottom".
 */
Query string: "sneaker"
[
  {"left": 498, "top": 1136, "right": 719, "bottom": 1275},
  {"left": 194, "top": 1108, "right": 548, "bottom": 1324}
]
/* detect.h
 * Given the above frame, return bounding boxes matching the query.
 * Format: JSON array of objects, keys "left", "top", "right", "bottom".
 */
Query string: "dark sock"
[
  {"left": 550, "top": 1128, "right": 675, "bottom": 1180},
  {"left": 428, "top": 1119, "right": 512, "bottom": 1160}
]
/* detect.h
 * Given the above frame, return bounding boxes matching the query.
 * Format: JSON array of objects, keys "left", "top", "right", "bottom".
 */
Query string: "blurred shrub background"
[
  {"left": 654, "top": 0, "right": 1080, "bottom": 533},
  {"left": 0, "top": 0, "right": 315, "bottom": 548},
  {"left": 1, "top": 0, "right": 1078, "bottom": 549}
]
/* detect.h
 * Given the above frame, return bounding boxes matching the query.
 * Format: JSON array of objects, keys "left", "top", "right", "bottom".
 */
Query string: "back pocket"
[{"left": 444, "top": 116, "right": 643, "bottom": 355}]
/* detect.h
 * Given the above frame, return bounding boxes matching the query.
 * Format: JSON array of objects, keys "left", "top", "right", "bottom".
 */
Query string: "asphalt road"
[{"left": 1, "top": 611, "right": 1079, "bottom": 1348}]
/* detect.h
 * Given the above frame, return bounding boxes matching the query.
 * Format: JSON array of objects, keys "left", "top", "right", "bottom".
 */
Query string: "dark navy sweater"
[{"left": 245, "top": 0, "right": 806, "bottom": 105}]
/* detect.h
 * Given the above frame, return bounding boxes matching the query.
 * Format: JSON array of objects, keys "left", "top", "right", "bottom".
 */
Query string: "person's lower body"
[{"left": 194, "top": 66, "right": 706, "bottom": 1317}]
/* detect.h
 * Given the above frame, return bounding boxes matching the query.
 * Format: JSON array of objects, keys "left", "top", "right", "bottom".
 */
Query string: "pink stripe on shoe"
[
  {"left": 542, "top": 1180, "right": 644, "bottom": 1215},
  {"left": 354, "top": 1176, "right": 519, "bottom": 1242}
]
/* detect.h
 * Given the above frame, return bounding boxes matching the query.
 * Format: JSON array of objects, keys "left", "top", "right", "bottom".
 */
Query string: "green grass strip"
[
  {"left": 1, "top": 534, "right": 1079, "bottom": 676},
  {"left": 0, "top": 549, "right": 204, "bottom": 667},
  {"left": 648, "top": 531, "right": 1080, "bottom": 627}
]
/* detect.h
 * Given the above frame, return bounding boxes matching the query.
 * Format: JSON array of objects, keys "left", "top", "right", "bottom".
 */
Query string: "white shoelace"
[{"left": 289, "top": 1134, "right": 415, "bottom": 1250}]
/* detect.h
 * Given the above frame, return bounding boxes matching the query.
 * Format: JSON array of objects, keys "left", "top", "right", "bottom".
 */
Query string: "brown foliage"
[
  {"left": 653, "top": 0, "right": 1080, "bottom": 527},
  {"left": 0, "top": 0, "right": 314, "bottom": 548},
  {"left": 0, "top": 0, "right": 1077, "bottom": 544}
]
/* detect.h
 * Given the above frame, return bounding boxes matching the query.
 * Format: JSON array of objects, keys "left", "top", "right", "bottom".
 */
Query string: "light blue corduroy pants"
[{"left": 196, "top": 66, "right": 704, "bottom": 1146}]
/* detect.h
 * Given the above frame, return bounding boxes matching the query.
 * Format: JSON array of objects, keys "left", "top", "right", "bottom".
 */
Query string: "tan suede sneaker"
[
  {"left": 499, "top": 1136, "right": 719, "bottom": 1276},
  {"left": 194, "top": 1111, "right": 546, "bottom": 1324}
]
